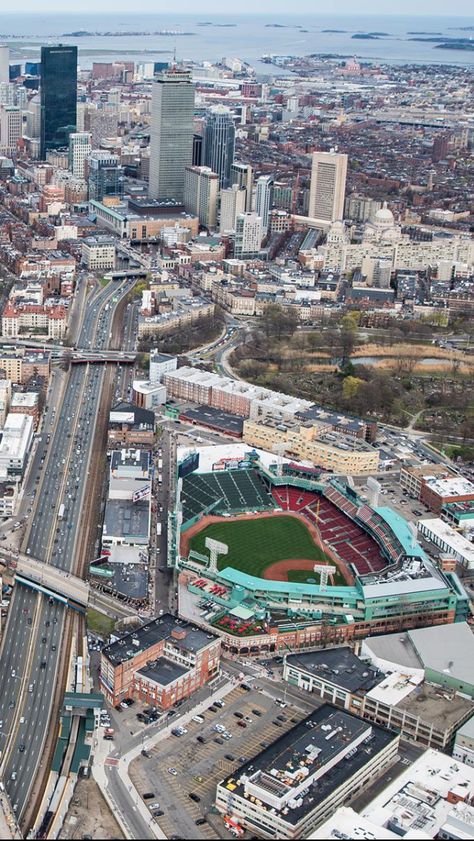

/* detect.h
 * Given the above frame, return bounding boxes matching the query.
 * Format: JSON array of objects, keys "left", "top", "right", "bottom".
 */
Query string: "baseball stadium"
[{"left": 168, "top": 445, "right": 469, "bottom": 654}]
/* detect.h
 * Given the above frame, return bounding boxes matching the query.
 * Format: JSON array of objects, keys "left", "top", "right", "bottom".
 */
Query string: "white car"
[
  {"left": 192, "top": 715, "right": 204, "bottom": 723},
  {"left": 167, "top": 767, "right": 178, "bottom": 776}
]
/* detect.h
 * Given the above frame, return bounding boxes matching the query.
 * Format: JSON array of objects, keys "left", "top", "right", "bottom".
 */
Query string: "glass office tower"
[
  {"left": 202, "top": 105, "right": 235, "bottom": 189},
  {"left": 40, "top": 45, "right": 77, "bottom": 159}
]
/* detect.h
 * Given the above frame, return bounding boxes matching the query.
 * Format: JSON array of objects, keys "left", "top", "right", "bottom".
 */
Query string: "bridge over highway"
[{"left": 0, "top": 549, "right": 89, "bottom": 610}]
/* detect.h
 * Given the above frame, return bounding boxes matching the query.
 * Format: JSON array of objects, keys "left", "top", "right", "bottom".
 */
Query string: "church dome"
[{"left": 374, "top": 201, "right": 394, "bottom": 226}]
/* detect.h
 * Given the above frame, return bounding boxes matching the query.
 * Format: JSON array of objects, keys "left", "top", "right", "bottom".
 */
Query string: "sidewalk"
[{"left": 92, "top": 676, "right": 235, "bottom": 840}]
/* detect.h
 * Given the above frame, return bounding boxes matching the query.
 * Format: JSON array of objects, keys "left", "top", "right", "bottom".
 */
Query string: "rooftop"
[
  {"left": 285, "top": 647, "right": 382, "bottom": 693},
  {"left": 219, "top": 705, "right": 396, "bottom": 826},
  {"left": 409, "top": 623, "right": 474, "bottom": 688},
  {"left": 419, "top": 517, "right": 474, "bottom": 564},
  {"left": 363, "top": 747, "right": 474, "bottom": 838},
  {"left": 102, "top": 499, "right": 150, "bottom": 542},
  {"left": 102, "top": 614, "right": 218, "bottom": 666},
  {"left": 180, "top": 404, "right": 244, "bottom": 436},
  {"left": 309, "top": 806, "right": 399, "bottom": 839},
  {"left": 137, "top": 656, "right": 189, "bottom": 687},
  {"left": 425, "top": 476, "right": 474, "bottom": 498}
]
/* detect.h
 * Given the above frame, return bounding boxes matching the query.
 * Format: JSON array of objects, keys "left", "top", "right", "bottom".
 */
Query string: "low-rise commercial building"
[
  {"left": 283, "top": 646, "right": 473, "bottom": 752},
  {"left": 362, "top": 748, "right": 474, "bottom": 839},
  {"left": 100, "top": 613, "right": 221, "bottom": 707},
  {"left": 215, "top": 704, "right": 399, "bottom": 839},
  {"left": 107, "top": 403, "right": 155, "bottom": 448},
  {"left": 400, "top": 463, "right": 456, "bottom": 500},
  {"left": 421, "top": 477, "right": 474, "bottom": 515},
  {"left": 418, "top": 518, "right": 474, "bottom": 571},
  {"left": 243, "top": 417, "right": 379, "bottom": 475},
  {"left": 131, "top": 380, "right": 167, "bottom": 411},
  {"left": 81, "top": 235, "right": 116, "bottom": 270},
  {"left": 453, "top": 716, "right": 474, "bottom": 768},
  {"left": 0, "top": 413, "right": 34, "bottom": 481}
]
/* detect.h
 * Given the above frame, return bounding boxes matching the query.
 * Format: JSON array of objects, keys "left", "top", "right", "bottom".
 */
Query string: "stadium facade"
[{"left": 168, "top": 449, "right": 469, "bottom": 654}]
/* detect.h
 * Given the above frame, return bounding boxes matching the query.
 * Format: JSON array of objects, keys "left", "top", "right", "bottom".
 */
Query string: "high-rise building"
[
  {"left": 432, "top": 134, "right": 449, "bottom": 163},
  {"left": 192, "top": 133, "right": 203, "bottom": 166},
  {"left": 234, "top": 212, "right": 263, "bottom": 259},
  {"left": 255, "top": 175, "right": 274, "bottom": 233},
  {"left": 149, "top": 68, "right": 195, "bottom": 202},
  {"left": 68, "top": 131, "right": 92, "bottom": 179},
  {"left": 230, "top": 161, "right": 253, "bottom": 211},
  {"left": 0, "top": 106, "right": 21, "bottom": 156},
  {"left": 308, "top": 150, "right": 348, "bottom": 223},
  {"left": 219, "top": 184, "right": 247, "bottom": 234},
  {"left": 0, "top": 46, "right": 9, "bottom": 85},
  {"left": 83, "top": 105, "right": 119, "bottom": 147},
  {"left": 88, "top": 151, "right": 124, "bottom": 202},
  {"left": 202, "top": 105, "right": 235, "bottom": 189},
  {"left": 184, "top": 165, "right": 219, "bottom": 230},
  {"left": 40, "top": 45, "right": 78, "bottom": 160}
]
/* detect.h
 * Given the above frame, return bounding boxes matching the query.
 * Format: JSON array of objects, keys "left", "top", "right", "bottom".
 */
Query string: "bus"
[
  {"left": 58, "top": 503, "right": 65, "bottom": 520},
  {"left": 157, "top": 522, "right": 162, "bottom": 536},
  {"left": 158, "top": 458, "right": 163, "bottom": 470}
]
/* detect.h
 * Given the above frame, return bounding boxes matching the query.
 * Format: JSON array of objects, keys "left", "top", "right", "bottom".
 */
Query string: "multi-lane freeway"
[{"left": 0, "top": 277, "right": 135, "bottom": 826}]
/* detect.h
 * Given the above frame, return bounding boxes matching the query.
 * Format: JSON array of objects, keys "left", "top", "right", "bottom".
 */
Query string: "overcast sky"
[{"left": 6, "top": 1, "right": 474, "bottom": 16}]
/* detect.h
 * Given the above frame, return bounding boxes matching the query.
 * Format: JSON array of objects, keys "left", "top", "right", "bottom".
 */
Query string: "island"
[
  {"left": 322, "top": 29, "right": 347, "bottom": 33},
  {"left": 352, "top": 34, "right": 381, "bottom": 40}
]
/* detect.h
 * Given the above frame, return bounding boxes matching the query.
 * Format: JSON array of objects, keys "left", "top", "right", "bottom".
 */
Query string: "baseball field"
[{"left": 187, "top": 514, "right": 348, "bottom": 586}]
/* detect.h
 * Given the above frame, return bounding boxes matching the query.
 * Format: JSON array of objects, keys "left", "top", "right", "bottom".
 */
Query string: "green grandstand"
[
  {"left": 181, "top": 469, "right": 274, "bottom": 525},
  {"left": 188, "top": 516, "right": 333, "bottom": 580}
]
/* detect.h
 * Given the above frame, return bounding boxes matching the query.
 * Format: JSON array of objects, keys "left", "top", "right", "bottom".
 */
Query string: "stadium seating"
[{"left": 181, "top": 469, "right": 275, "bottom": 524}]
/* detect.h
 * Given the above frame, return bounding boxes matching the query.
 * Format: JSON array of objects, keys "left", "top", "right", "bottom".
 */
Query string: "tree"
[
  {"left": 342, "top": 376, "right": 363, "bottom": 401},
  {"left": 339, "top": 328, "right": 355, "bottom": 364}
]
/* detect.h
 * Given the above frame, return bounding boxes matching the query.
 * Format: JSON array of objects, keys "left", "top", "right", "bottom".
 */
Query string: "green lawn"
[
  {"left": 287, "top": 568, "right": 346, "bottom": 588},
  {"left": 86, "top": 608, "right": 115, "bottom": 638},
  {"left": 188, "top": 515, "right": 332, "bottom": 579}
]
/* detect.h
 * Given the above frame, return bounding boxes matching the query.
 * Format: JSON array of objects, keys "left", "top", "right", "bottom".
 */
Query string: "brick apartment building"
[{"left": 99, "top": 614, "right": 221, "bottom": 708}]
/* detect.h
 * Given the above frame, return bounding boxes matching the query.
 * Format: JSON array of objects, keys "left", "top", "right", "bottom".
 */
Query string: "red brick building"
[
  {"left": 420, "top": 476, "right": 474, "bottom": 515},
  {"left": 99, "top": 614, "right": 221, "bottom": 708}
]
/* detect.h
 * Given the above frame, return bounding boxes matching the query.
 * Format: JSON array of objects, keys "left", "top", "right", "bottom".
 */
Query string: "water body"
[
  {"left": 353, "top": 356, "right": 454, "bottom": 367},
  {"left": 0, "top": 13, "right": 473, "bottom": 71}
]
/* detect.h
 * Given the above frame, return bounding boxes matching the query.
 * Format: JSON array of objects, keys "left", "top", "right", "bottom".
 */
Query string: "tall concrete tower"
[
  {"left": 149, "top": 68, "right": 195, "bottom": 203},
  {"left": 0, "top": 46, "right": 9, "bottom": 85},
  {"left": 308, "top": 150, "right": 348, "bottom": 223}
]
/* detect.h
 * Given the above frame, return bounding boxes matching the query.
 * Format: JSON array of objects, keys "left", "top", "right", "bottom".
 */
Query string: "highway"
[{"left": 0, "top": 276, "right": 136, "bottom": 826}]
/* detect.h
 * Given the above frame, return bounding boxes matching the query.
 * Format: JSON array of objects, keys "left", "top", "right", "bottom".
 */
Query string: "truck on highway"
[
  {"left": 157, "top": 522, "right": 162, "bottom": 536},
  {"left": 58, "top": 503, "right": 65, "bottom": 520},
  {"left": 158, "top": 473, "right": 163, "bottom": 485}
]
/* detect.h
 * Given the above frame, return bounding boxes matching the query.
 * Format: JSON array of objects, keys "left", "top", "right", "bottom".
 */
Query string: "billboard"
[
  {"left": 178, "top": 451, "right": 200, "bottom": 479},
  {"left": 212, "top": 457, "right": 252, "bottom": 472},
  {"left": 133, "top": 484, "right": 151, "bottom": 502}
]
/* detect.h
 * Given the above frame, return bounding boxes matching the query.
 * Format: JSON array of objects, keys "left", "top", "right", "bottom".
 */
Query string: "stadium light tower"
[
  {"left": 205, "top": 537, "right": 228, "bottom": 573},
  {"left": 314, "top": 563, "right": 336, "bottom": 593}
]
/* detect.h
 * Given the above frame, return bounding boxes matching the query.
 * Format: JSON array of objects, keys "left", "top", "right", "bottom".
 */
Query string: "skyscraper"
[
  {"left": 230, "top": 162, "right": 253, "bottom": 211},
  {"left": 88, "top": 151, "right": 124, "bottom": 202},
  {"left": 149, "top": 68, "right": 195, "bottom": 203},
  {"left": 40, "top": 45, "right": 77, "bottom": 160},
  {"left": 234, "top": 213, "right": 263, "bottom": 259},
  {"left": 255, "top": 175, "right": 274, "bottom": 233},
  {"left": 184, "top": 165, "right": 219, "bottom": 229},
  {"left": 0, "top": 106, "right": 21, "bottom": 156},
  {"left": 0, "top": 46, "right": 9, "bottom": 85},
  {"left": 68, "top": 132, "right": 92, "bottom": 179},
  {"left": 308, "top": 150, "right": 348, "bottom": 223},
  {"left": 203, "top": 105, "right": 235, "bottom": 189},
  {"left": 219, "top": 184, "right": 247, "bottom": 234}
]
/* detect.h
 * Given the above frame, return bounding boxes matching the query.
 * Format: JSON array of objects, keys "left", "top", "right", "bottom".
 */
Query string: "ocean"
[{"left": 0, "top": 13, "right": 473, "bottom": 72}]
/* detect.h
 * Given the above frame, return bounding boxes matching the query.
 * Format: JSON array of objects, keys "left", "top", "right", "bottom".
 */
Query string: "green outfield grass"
[
  {"left": 287, "top": 568, "right": 346, "bottom": 588},
  {"left": 188, "top": 515, "right": 333, "bottom": 579}
]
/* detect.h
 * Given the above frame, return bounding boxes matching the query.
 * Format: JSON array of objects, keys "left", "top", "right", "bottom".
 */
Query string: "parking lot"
[{"left": 129, "top": 684, "right": 308, "bottom": 839}]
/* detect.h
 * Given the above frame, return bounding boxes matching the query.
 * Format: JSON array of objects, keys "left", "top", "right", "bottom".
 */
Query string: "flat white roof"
[
  {"left": 425, "top": 476, "right": 474, "bottom": 497},
  {"left": 419, "top": 517, "right": 474, "bottom": 564},
  {"left": 308, "top": 806, "right": 399, "bottom": 839},
  {"left": 177, "top": 443, "right": 291, "bottom": 474},
  {"left": 363, "top": 748, "right": 474, "bottom": 838},
  {"left": 366, "top": 670, "right": 424, "bottom": 706}
]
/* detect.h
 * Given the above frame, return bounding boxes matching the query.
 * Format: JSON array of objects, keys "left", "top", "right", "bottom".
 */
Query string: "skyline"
[{"left": 2, "top": 4, "right": 474, "bottom": 17}]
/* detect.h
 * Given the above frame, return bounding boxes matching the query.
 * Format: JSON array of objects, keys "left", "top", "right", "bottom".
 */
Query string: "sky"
[{"left": 5, "top": 1, "right": 474, "bottom": 16}]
